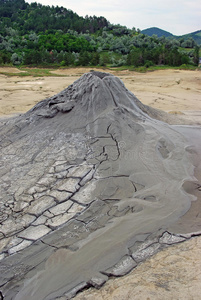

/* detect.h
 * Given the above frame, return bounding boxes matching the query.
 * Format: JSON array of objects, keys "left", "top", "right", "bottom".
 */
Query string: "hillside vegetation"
[
  {"left": 0, "top": 0, "right": 200, "bottom": 68},
  {"left": 142, "top": 27, "right": 201, "bottom": 46}
]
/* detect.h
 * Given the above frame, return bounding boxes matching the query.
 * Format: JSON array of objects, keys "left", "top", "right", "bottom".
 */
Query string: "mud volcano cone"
[{"left": 0, "top": 71, "right": 201, "bottom": 300}]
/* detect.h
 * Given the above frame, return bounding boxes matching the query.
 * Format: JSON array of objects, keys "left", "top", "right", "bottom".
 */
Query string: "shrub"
[
  {"left": 11, "top": 53, "right": 22, "bottom": 65},
  {"left": 144, "top": 60, "right": 154, "bottom": 68}
]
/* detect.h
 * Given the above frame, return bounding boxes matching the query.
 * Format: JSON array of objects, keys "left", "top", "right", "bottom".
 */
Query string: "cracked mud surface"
[{"left": 0, "top": 71, "right": 201, "bottom": 299}]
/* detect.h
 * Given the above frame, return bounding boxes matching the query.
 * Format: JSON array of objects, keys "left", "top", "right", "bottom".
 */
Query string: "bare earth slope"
[{"left": 0, "top": 71, "right": 201, "bottom": 299}]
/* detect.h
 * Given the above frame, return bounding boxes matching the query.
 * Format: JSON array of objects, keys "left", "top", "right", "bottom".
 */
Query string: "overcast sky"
[{"left": 26, "top": 0, "right": 200, "bottom": 35}]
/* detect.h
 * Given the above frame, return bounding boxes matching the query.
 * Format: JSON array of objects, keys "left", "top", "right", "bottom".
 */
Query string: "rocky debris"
[
  {"left": 65, "top": 282, "right": 89, "bottom": 300},
  {"left": 0, "top": 71, "right": 200, "bottom": 299},
  {"left": 74, "top": 236, "right": 201, "bottom": 300},
  {"left": 103, "top": 255, "right": 137, "bottom": 277},
  {"left": 159, "top": 231, "right": 186, "bottom": 244}
]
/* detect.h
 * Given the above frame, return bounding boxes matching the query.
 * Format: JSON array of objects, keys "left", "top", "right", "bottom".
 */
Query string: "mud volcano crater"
[{"left": 0, "top": 71, "right": 201, "bottom": 300}]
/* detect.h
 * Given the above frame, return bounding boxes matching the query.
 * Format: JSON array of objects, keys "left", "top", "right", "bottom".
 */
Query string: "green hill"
[
  {"left": 141, "top": 27, "right": 173, "bottom": 38},
  {"left": 0, "top": 0, "right": 109, "bottom": 34},
  {"left": 141, "top": 27, "right": 201, "bottom": 45},
  {"left": 178, "top": 30, "right": 201, "bottom": 46}
]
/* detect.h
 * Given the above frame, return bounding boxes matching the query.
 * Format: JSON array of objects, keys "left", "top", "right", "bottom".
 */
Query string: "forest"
[{"left": 0, "top": 0, "right": 200, "bottom": 68}]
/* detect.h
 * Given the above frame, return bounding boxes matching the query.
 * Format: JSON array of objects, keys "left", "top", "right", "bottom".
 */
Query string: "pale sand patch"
[
  {"left": 0, "top": 67, "right": 25, "bottom": 73},
  {"left": 0, "top": 75, "right": 78, "bottom": 116},
  {"left": 0, "top": 68, "right": 201, "bottom": 119},
  {"left": 50, "top": 67, "right": 107, "bottom": 76},
  {"left": 74, "top": 236, "right": 201, "bottom": 300}
]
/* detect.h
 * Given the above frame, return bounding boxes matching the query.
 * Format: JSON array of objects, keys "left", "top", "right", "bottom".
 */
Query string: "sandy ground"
[
  {"left": 0, "top": 68, "right": 201, "bottom": 122},
  {"left": 74, "top": 236, "right": 201, "bottom": 300},
  {"left": 1, "top": 67, "right": 201, "bottom": 299}
]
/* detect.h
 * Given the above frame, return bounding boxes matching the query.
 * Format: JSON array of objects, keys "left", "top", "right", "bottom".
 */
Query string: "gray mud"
[{"left": 0, "top": 71, "right": 200, "bottom": 299}]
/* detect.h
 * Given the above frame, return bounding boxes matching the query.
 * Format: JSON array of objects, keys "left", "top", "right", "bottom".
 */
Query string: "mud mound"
[{"left": 0, "top": 72, "right": 201, "bottom": 300}]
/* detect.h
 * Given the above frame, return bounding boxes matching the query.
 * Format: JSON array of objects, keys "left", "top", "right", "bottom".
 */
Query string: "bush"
[
  {"left": 181, "top": 55, "right": 190, "bottom": 65},
  {"left": 111, "top": 57, "right": 127, "bottom": 67},
  {"left": 0, "top": 51, "right": 11, "bottom": 64},
  {"left": 11, "top": 53, "right": 22, "bottom": 65},
  {"left": 136, "top": 66, "right": 146, "bottom": 72},
  {"left": 179, "top": 64, "right": 196, "bottom": 70},
  {"left": 144, "top": 60, "right": 154, "bottom": 68},
  {"left": 60, "top": 60, "right": 66, "bottom": 66}
]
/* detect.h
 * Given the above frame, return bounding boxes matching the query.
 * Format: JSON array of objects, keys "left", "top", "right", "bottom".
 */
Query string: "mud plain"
[
  {"left": 0, "top": 67, "right": 201, "bottom": 299},
  {"left": 0, "top": 67, "right": 201, "bottom": 122}
]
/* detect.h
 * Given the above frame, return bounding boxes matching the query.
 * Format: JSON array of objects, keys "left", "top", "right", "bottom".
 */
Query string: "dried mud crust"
[{"left": 0, "top": 72, "right": 201, "bottom": 300}]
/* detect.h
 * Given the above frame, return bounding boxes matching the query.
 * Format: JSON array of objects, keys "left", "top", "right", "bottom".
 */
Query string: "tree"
[
  {"left": 0, "top": 51, "right": 11, "bottom": 64},
  {"left": 127, "top": 48, "right": 143, "bottom": 67},
  {"left": 90, "top": 52, "right": 100, "bottom": 65},
  {"left": 77, "top": 51, "right": 91, "bottom": 66},
  {"left": 62, "top": 52, "right": 75, "bottom": 66},
  {"left": 11, "top": 52, "right": 22, "bottom": 65},
  {"left": 193, "top": 46, "right": 200, "bottom": 66},
  {"left": 24, "top": 50, "right": 42, "bottom": 64}
]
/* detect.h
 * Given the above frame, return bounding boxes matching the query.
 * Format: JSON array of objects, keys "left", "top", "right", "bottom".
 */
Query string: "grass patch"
[
  {"left": 178, "top": 64, "right": 197, "bottom": 70},
  {"left": 0, "top": 65, "right": 110, "bottom": 77},
  {"left": 145, "top": 65, "right": 196, "bottom": 71},
  {"left": 18, "top": 67, "right": 62, "bottom": 77},
  {"left": 109, "top": 64, "right": 197, "bottom": 72},
  {"left": 0, "top": 66, "right": 68, "bottom": 77},
  {"left": 0, "top": 64, "right": 198, "bottom": 77}
]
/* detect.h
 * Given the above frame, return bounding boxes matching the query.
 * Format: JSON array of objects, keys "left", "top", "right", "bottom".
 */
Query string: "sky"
[{"left": 26, "top": 0, "right": 201, "bottom": 35}]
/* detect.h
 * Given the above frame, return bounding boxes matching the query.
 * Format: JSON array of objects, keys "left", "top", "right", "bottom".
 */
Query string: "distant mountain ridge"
[
  {"left": 141, "top": 27, "right": 173, "bottom": 38},
  {"left": 141, "top": 27, "right": 201, "bottom": 45},
  {"left": 180, "top": 30, "right": 201, "bottom": 46}
]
